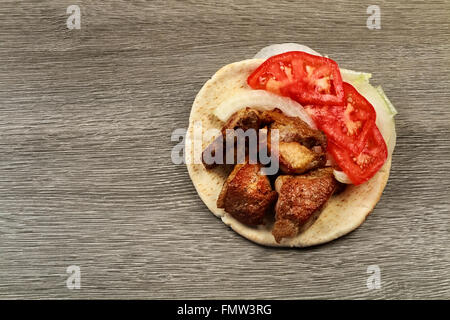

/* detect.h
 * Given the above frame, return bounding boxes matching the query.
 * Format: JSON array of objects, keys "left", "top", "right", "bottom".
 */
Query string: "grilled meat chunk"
[
  {"left": 217, "top": 161, "right": 278, "bottom": 226},
  {"left": 202, "top": 108, "right": 261, "bottom": 168},
  {"left": 261, "top": 109, "right": 327, "bottom": 149},
  {"left": 261, "top": 113, "right": 327, "bottom": 174},
  {"left": 259, "top": 109, "right": 327, "bottom": 174},
  {"left": 222, "top": 107, "right": 261, "bottom": 133},
  {"left": 272, "top": 167, "right": 337, "bottom": 242},
  {"left": 278, "top": 141, "right": 326, "bottom": 174},
  {"left": 203, "top": 108, "right": 327, "bottom": 174}
]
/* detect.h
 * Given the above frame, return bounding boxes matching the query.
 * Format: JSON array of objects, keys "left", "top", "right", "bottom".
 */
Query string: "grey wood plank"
[{"left": 0, "top": 0, "right": 449, "bottom": 299}]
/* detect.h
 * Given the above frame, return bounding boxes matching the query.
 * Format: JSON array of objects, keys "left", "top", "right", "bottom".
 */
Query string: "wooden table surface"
[{"left": 0, "top": 0, "right": 449, "bottom": 299}]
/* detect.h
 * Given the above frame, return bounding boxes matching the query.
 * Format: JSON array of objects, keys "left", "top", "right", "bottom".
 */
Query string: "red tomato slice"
[
  {"left": 327, "top": 125, "right": 388, "bottom": 185},
  {"left": 305, "top": 82, "right": 376, "bottom": 155},
  {"left": 247, "top": 51, "right": 345, "bottom": 106}
]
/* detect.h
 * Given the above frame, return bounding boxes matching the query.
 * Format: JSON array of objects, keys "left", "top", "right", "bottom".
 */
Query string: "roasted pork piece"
[
  {"left": 222, "top": 107, "right": 262, "bottom": 133},
  {"left": 202, "top": 108, "right": 327, "bottom": 173},
  {"left": 272, "top": 167, "right": 338, "bottom": 243},
  {"left": 217, "top": 160, "right": 278, "bottom": 226},
  {"left": 262, "top": 109, "right": 327, "bottom": 174},
  {"left": 278, "top": 141, "right": 326, "bottom": 174},
  {"left": 261, "top": 109, "right": 327, "bottom": 149},
  {"left": 202, "top": 108, "right": 261, "bottom": 169},
  {"left": 204, "top": 108, "right": 336, "bottom": 237}
]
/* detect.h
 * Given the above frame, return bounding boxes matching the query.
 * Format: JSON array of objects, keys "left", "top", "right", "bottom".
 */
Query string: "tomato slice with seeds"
[
  {"left": 247, "top": 51, "right": 345, "bottom": 106},
  {"left": 305, "top": 82, "right": 377, "bottom": 154},
  {"left": 249, "top": 52, "right": 387, "bottom": 184},
  {"left": 327, "top": 125, "right": 388, "bottom": 185}
]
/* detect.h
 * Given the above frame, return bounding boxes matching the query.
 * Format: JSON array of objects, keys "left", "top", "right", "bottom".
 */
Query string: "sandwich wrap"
[{"left": 186, "top": 57, "right": 395, "bottom": 247}]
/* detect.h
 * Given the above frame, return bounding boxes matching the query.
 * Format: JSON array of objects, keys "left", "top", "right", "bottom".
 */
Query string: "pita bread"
[{"left": 186, "top": 59, "right": 392, "bottom": 247}]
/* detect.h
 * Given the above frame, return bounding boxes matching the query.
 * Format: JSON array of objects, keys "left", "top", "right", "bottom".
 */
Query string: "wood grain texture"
[{"left": 0, "top": 0, "right": 449, "bottom": 299}]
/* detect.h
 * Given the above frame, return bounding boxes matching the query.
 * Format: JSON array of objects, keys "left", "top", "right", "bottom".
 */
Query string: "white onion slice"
[
  {"left": 333, "top": 170, "right": 353, "bottom": 184},
  {"left": 213, "top": 90, "right": 317, "bottom": 129},
  {"left": 253, "top": 43, "right": 322, "bottom": 59}
]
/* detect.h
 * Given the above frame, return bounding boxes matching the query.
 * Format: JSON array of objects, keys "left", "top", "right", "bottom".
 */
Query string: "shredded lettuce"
[
  {"left": 340, "top": 69, "right": 372, "bottom": 84},
  {"left": 376, "top": 86, "right": 398, "bottom": 116}
]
